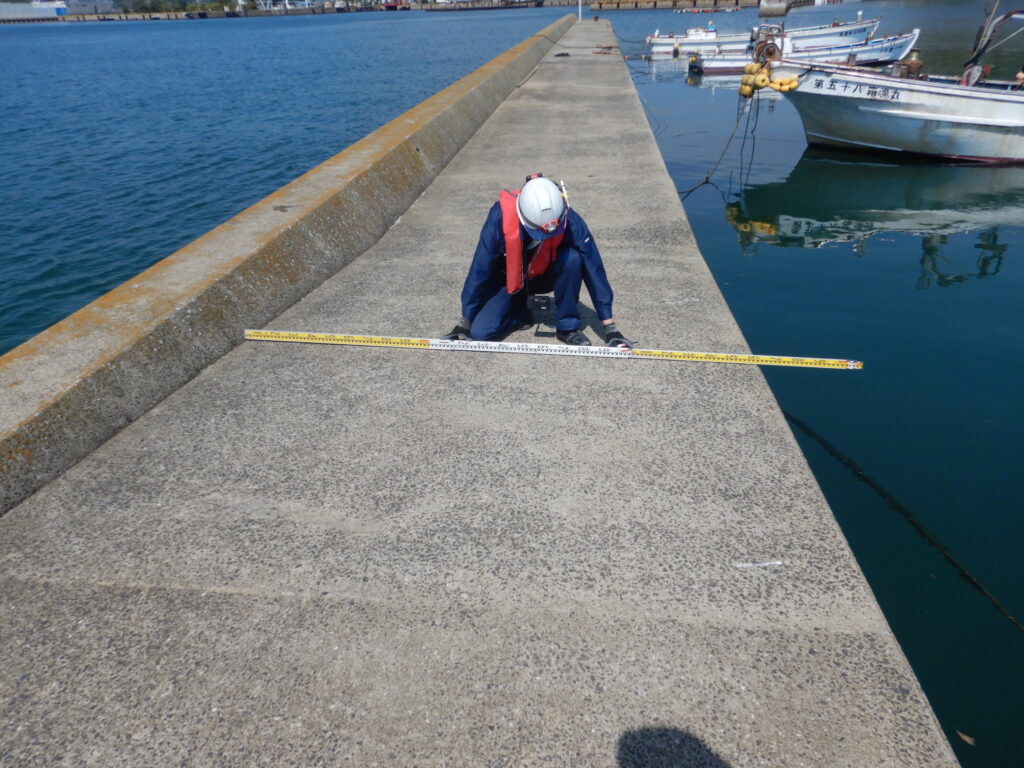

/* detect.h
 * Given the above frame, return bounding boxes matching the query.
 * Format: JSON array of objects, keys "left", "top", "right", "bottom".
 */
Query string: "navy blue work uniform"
[{"left": 459, "top": 203, "right": 615, "bottom": 341}]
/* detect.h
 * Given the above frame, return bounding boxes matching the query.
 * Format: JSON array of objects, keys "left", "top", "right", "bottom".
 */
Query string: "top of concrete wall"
[{"left": 0, "top": 13, "right": 576, "bottom": 515}]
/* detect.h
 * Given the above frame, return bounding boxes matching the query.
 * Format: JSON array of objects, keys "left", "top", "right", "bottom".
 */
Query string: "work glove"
[
  {"left": 442, "top": 321, "right": 470, "bottom": 341},
  {"left": 604, "top": 323, "right": 635, "bottom": 350}
]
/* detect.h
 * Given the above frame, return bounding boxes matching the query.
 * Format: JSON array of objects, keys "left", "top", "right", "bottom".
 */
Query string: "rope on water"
[
  {"left": 783, "top": 410, "right": 1024, "bottom": 635},
  {"left": 679, "top": 91, "right": 752, "bottom": 201}
]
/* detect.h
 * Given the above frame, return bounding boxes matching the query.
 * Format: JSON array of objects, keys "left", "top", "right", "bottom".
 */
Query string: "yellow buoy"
[
  {"left": 739, "top": 84, "right": 753, "bottom": 98},
  {"left": 754, "top": 72, "right": 770, "bottom": 89}
]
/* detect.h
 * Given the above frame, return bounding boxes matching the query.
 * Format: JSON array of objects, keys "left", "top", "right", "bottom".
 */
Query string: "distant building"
[
  {"left": 0, "top": 0, "right": 114, "bottom": 16},
  {"left": 254, "top": 0, "right": 322, "bottom": 9},
  {"left": 0, "top": 0, "right": 67, "bottom": 19},
  {"left": 67, "top": 0, "right": 114, "bottom": 11}
]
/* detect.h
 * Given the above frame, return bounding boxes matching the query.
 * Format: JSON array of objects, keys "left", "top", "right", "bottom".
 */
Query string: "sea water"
[
  {"left": 615, "top": 2, "right": 1022, "bottom": 765},
  {"left": 0, "top": 9, "right": 569, "bottom": 353}
]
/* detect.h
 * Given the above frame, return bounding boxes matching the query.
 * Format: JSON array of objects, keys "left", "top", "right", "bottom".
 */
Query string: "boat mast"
[{"left": 963, "top": 0, "right": 1018, "bottom": 73}]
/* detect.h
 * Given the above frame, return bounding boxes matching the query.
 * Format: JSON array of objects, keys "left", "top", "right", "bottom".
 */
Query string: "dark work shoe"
[
  {"left": 514, "top": 311, "right": 535, "bottom": 332},
  {"left": 556, "top": 328, "right": 592, "bottom": 346}
]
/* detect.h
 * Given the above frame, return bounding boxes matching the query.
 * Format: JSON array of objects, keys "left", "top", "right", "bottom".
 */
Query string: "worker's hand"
[
  {"left": 605, "top": 327, "right": 635, "bottom": 349},
  {"left": 442, "top": 325, "right": 470, "bottom": 341}
]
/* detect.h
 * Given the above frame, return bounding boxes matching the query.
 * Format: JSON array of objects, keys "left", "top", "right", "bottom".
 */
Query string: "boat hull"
[
  {"left": 774, "top": 61, "right": 1024, "bottom": 162},
  {"left": 684, "top": 31, "right": 919, "bottom": 75},
  {"left": 647, "top": 17, "right": 878, "bottom": 57}
]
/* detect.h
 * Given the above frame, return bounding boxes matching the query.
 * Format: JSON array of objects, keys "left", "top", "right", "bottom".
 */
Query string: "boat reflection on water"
[
  {"left": 647, "top": 56, "right": 697, "bottom": 85},
  {"left": 725, "top": 151, "right": 1014, "bottom": 286},
  {"left": 647, "top": 58, "right": 783, "bottom": 100}
]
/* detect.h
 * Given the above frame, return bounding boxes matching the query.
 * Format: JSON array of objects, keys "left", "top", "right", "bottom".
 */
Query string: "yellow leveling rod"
[{"left": 244, "top": 330, "right": 863, "bottom": 371}]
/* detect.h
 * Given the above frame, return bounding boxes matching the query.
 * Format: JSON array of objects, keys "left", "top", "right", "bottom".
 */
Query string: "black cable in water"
[
  {"left": 783, "top": 410, "right": 1024, "bottom": 635},
  {"left": 736, "top": 94, "right": 759, "bottom": 191},
  {"left": 679, "top": 108, "right": 744, "bottom": 201},
  {"left": 680, "top": 88, "right": 765, "bottom": 202}
]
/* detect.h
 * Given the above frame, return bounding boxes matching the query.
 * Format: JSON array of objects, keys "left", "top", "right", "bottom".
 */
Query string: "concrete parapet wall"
[{"left": 0, "top": 13, "right": 575, "bottom": 515}]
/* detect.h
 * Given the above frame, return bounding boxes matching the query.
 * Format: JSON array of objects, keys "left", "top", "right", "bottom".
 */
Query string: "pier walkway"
[{"left": 0, "top": 17, "right": 956, "bottom": 767}]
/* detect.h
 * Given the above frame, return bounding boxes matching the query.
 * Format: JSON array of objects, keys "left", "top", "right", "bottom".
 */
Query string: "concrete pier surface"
[{"left": 0, "top": 18, "right": 957, "bottom": 767}]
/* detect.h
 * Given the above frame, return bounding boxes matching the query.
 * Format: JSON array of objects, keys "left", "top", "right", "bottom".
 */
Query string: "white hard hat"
[{"left": 516, "top": 175, "right": 567, "bottom": 239}]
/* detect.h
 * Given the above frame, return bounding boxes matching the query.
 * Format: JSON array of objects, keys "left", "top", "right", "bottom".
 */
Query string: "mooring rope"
[
  {"left": 679, "top": 89, "right": 757, "bottom": 201},
  {"left": 783, "top": 410, "right": 1024, "bottom": 634}
]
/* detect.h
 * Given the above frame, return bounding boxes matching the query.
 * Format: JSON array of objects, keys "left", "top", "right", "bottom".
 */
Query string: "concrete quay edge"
[{"left": 0, "top": 13, "right": 575, "bottom": 516}]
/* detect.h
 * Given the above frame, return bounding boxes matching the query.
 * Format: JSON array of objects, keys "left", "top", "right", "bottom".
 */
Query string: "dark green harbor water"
[
  {"left": 615, "top": 2, "right": 1021, "bottom": 765},
  {"left": 1, "top": 3, "right": 1020, "bottom": 765}
]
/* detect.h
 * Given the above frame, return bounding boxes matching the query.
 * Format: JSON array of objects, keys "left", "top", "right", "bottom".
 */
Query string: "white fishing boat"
[
  {"left": 769, "top": 3, "right": 1024, "bottom": 162},
  {"left": 646, "top": 57, "right": 787, "bottom": 100},
  {"left": 673, "top": 6, "right": 741, "bottom": 13},
  {"left": 687, "top": 29, "right": 920, "bottom": 75},
  {"left": 646, "top": 14, "right": 878, "bottom": 57}
]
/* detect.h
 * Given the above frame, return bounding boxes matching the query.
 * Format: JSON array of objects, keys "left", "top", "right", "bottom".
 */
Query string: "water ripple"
[{"left": 0, "top": 10, "right": 567, "bottom": 354}]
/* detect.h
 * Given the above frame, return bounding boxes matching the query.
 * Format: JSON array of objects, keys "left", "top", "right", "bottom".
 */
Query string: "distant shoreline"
[{"left": 0, "top": 1, "right": 587, "bottom": 24}]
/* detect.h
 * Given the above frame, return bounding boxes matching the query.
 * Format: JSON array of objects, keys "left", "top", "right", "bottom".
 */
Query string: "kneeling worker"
[{"left": 443, "top": 174, "right": 632, "bottom": 348}]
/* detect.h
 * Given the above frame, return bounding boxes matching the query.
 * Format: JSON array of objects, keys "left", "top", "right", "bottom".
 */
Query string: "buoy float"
[{"left": 739, "top": 64, "right": 799, "bottom": 99}]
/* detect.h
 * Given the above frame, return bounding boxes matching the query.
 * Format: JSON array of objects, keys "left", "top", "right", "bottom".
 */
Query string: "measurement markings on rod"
[{"left": 244, "top": 330, "right": 864, "bottom": 371}]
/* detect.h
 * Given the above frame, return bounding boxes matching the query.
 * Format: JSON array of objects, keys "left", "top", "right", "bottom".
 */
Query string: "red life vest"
[{"left": 499, "top": 189, "right": 564, "bottom": 294}]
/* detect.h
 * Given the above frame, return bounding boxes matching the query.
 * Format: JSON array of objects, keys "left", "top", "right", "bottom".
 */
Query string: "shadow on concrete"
[
  {"left": 527, "top": 295, "right": 605, "bottom": 340},
  {"left": 617, "top": 727, "right": 733, "bottom": 768}
]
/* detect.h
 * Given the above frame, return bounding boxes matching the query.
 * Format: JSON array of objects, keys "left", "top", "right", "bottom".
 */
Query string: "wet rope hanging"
[
  {"left": 633, "top": 86, "right": 668, "bottom": 139},
  {"left": 737, "top": 91, "right": 762, "bottom": 191},
  {"left": 783, "top": 410, "right": 1024, "bottom": 634},
  {"left": 679, "top": 112, "right": 742, "bottom": 200},
  {"left": 679, "top": 90, "right": 762, "bottom": 201}
]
